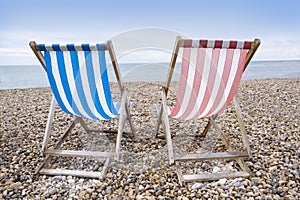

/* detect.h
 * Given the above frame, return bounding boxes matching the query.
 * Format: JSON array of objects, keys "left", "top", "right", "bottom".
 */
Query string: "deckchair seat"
[
  {"left": 169, "top": 39, "right": 255, "bottom": 120},
  {"left": 37, "top": 43, "right": 119, "bottom": 120}
]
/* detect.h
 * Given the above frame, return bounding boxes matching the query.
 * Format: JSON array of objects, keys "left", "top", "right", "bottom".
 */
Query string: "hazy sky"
[{"left": 1, "top": 0, "right": 300, "bottom": 65}]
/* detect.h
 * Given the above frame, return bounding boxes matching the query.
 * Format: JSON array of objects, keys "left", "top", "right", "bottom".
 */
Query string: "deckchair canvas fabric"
[
  {"left": 39, "top": 44, "right": 118, "bottom": 120},
  {"left": 169, "top": 40, "right": 253, "bottom": 120}
]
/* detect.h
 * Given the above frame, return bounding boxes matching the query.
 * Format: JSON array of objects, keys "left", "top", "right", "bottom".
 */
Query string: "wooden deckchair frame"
[
  {"left": 156, "top": 37, "right": 260, "bottom": 185},
  {"left": 29, "top": 40, "right": 135, "bottom": 179}
]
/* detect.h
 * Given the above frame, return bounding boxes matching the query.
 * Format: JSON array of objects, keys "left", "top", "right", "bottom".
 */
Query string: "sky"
[{"left": 1, "top": 0, "right": 300, "bottom": 65}]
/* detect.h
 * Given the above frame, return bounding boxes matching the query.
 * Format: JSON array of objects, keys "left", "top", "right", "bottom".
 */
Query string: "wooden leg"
[
  {"left": 42, "top": 96, "right": 56, "bottom": 153},
  {"left": 199, "top": 115, "right": 217, "bottom": 138},
  {"left": 125, "top": 100, "right": 135, "bottom": 138},
  {"left": 209, "top": 117, "right": 231, "bottom": 150},
  {"left": 233, "top": 95, "right": 251, "bottom": 157},
  {"left": 199, "top": 121, "right": 211, "bottom": 138},
  {"left": 99, "top": 157, "right": 111, "bottom": 180},
  {"left": 77, "top": 117, "right": 89, "bottom": 132},
  {"left": 161, "top": 89, "right": 175, "bottom": 164},
  {"left": 174, "top": 161, "right": 184, "bottom": 186},
  {"left": 115, "top": 90, "right": 127, "bottom": 160},
  {"left": 155, "top": 105, "right": 163, "bottom": 137}
]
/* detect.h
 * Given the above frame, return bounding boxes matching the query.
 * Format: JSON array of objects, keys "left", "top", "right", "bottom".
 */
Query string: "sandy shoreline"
[{"left": 0, "top": 78, "right": 299, "bottom": 199}]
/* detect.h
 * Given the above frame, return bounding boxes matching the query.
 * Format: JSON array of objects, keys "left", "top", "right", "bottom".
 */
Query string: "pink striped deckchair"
[{"left": 156, "top": 36, "right": 260, "bottom": 184}]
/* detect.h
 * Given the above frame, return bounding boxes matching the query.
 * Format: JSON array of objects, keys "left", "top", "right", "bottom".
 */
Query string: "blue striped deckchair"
[{"left": 30, "top": 41, "right": 135, "bottom": 179}]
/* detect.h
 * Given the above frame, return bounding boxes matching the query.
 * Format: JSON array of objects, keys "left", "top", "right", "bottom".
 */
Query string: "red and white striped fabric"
[{"left": 169, "top": 39, "right": 253, "bottom": 120}]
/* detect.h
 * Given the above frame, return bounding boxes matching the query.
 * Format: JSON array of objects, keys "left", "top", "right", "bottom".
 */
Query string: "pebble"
[
  {"left": 269, "top": 165, "right": 277, "bottom": 172},
  {"left": 0, "top": 79, "right": 299, "bottom": 199},
  {"left": 8, "top": 182, "right": 22, "bottom": 190},
  {"left": 191, "top": 182, "right": 202, "bottom": 190},
  {"left": 220, "top": 193, "right": 229, "bottom": 198},
  {"left": 67, "top": 179, "right": 75, "bottom": 184},
  {"left": 48, "top": 188, "right": 56, "bottom": 195},
  {"left": 138, "top": 185, "right": 145, "bottom": 191},
  {"left": 217, "top": 178, "right": 227, "bottom": 185}
]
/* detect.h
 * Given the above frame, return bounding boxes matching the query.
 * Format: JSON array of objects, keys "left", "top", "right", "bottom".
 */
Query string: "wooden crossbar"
[
  {"left": 39, "top": 155, "right": 111, "bottom": 180},
  {"left": 40, "top": 169, "right": 103, "bottom": 179},
  {"left": 44, "top": 150, "right": 113, "bottom": 158},
  {"left": 86, "top": 129, "right": 132, "bottom": 137},
  {"left": 176, "top": 151, "right": 248, "bottom": 162},
  {"left": 86, "top": 129, "right": 118, "bottom": 133},
  {"left": 182, "top": 172, "right": 251, "bottom": 182}
]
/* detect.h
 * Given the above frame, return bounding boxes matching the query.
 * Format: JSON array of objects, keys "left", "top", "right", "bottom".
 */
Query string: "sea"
[{"left": 0, "top": 60, "right": 300, "bottom": 90}]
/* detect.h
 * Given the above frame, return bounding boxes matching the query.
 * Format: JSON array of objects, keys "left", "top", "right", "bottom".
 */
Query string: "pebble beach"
[{"left": 0, "top": 78, "right": 299, "bottom": 199}]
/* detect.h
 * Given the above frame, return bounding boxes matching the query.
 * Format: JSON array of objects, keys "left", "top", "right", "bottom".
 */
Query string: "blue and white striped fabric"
[{"left": 39, "top": 43, "right": 118, "bottom": 120}]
